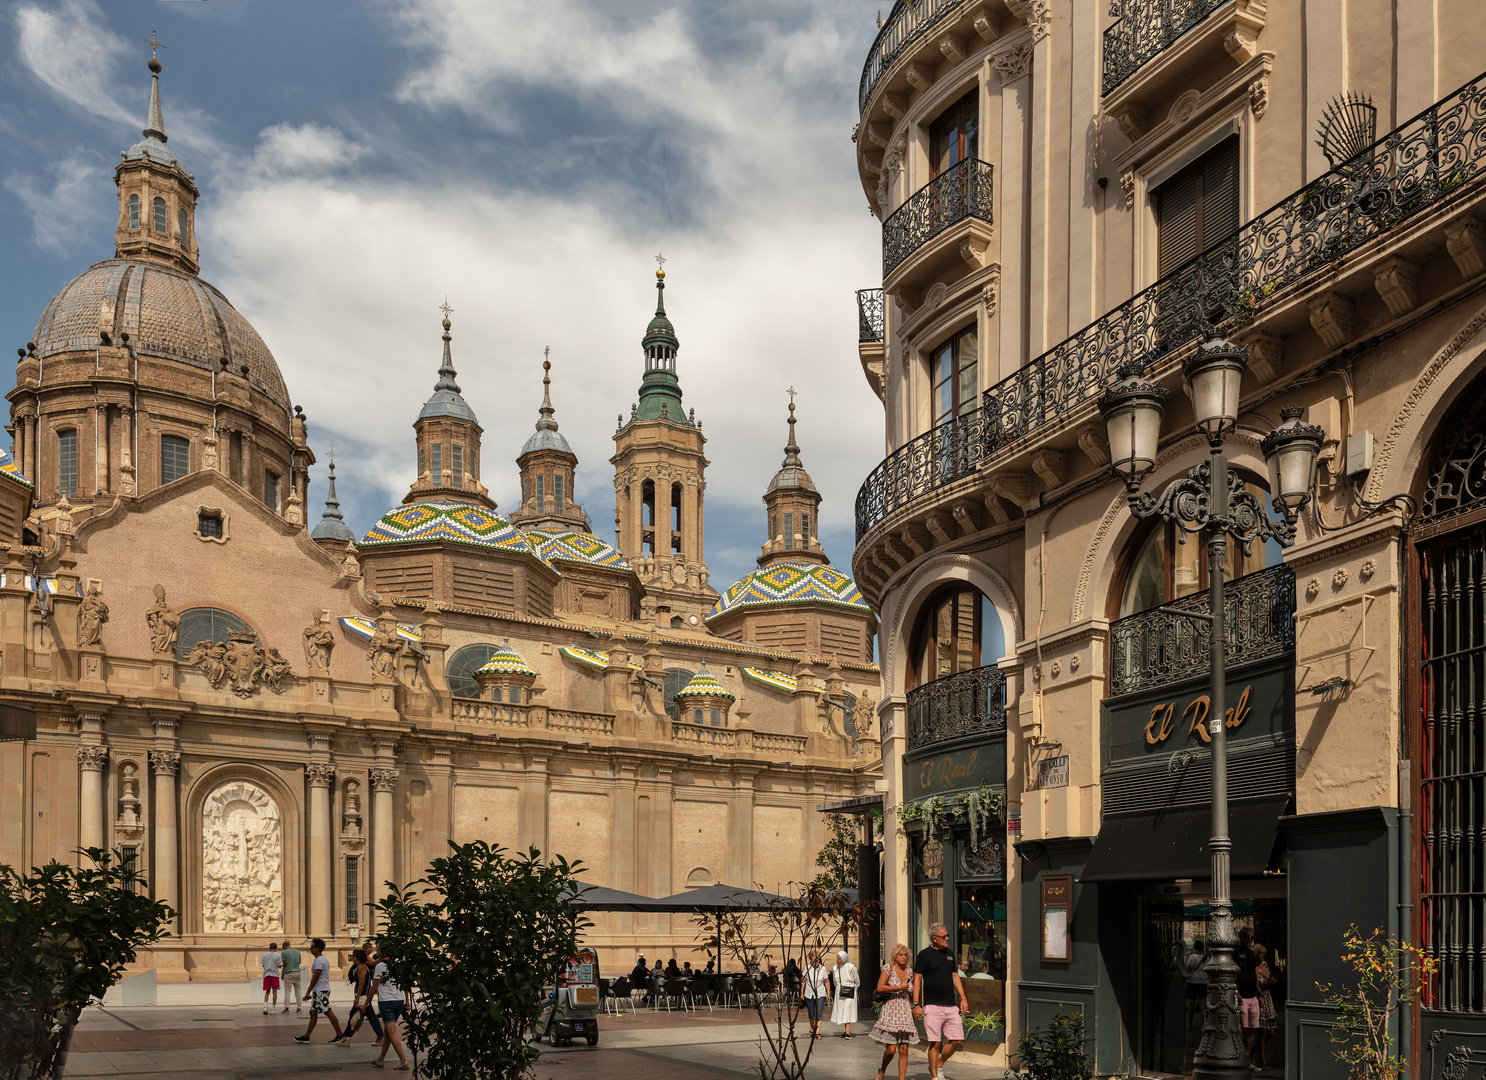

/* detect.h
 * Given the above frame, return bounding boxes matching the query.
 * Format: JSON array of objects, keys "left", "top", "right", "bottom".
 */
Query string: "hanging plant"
[{"left": 892, "top": 784, "right": 1006, "bottom": 845}]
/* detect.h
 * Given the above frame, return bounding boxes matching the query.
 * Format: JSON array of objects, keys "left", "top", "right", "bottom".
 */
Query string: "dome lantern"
[
  {"left": 513, "top": 348, "right": 587, "bottom": 532},
  {"left": 473, "top": 639, "right": 538, "bottom": 704},
  {"left": 407, "top": 304, "right": 491, "bottom": 507},
  {"left": 114, "top": 44, "right": 200, "bottom": 275}
]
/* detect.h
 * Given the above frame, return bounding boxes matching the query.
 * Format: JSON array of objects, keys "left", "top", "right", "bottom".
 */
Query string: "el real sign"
[{"left": 903, "top": 740, "right": 1007, "bottom": 802}]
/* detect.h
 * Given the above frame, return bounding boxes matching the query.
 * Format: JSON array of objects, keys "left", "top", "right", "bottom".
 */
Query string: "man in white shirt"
[
  {"left": 291, "top": 938, "right": 343, "bottom": 1044},
  {"left": 259, "top": 943, "right": 282, "bottom": 1015}
]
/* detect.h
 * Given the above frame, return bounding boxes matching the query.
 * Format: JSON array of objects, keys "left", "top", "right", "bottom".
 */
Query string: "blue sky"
[{"left": 0, "top": 0, "right": 885, "bottom": 599}]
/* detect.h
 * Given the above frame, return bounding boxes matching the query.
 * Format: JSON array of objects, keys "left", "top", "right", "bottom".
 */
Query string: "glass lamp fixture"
[
  {"left": 1098, "top": 372, "right": 1168, "bottom": 483},
  {"left": 1261, "top": 405, "right": 1326, "bottom": 518},
  {"left": 1182, "top": 338, "right": 1248, "bottom": 438}
]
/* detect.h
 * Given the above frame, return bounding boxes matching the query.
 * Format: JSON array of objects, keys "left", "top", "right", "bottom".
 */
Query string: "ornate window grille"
[
  {"left": 858, "top": 288, "right": 885, "bottom": 343},
  {"left": 905, "top": 663, "right": 1007, "bottom": 753},
  {"left": 883, "top": 158, "right": 994, "bottom": 277},
  {"left": 859, "top": 0, "right": 973, "bottom": 116},
  {"left": 1102, "top": 0, "right": 1229, "bottom": 97},
  {"left": 1108, "top": 564, "right": 1296, "bottom": 697},
  {"left": 856, "top": 69, "right": 1486, "bottom": 541}
]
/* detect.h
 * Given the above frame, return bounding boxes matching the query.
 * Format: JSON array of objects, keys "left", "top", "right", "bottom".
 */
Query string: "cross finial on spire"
[
  {"left": 654, "top": 252, "right": 666, "bottom": 270},
  {"left": 787, "top": 385, "right": 797, "bottom": 406},
  {"left": 142, "top": 30, "right": 167, "bottom": 62},
  {"left": 327, "top": 448, "right": 336, "bottom": 468},
  {"left": 439, "top": 299, "right": 453, "bottom": 319}
]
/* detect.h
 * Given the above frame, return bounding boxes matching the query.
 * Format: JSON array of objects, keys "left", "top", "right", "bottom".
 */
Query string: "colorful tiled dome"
[
  {"left": 0, "top": 446, "right": 32, "bottom": 490},
  {"left": 673, "top": 664, "right": 734, "bottom": 701},
  {"left": 361, "top": 500, "right": 546, "bottom": 562},
  {"left": 707, "top": 561, "right": 867, "bottom": 621},
  {"left": 476, "top": 641, "right": 536, "bottom": 679},
  {"left": 525, "top": 529, "right": 632, "bottom": 571}
]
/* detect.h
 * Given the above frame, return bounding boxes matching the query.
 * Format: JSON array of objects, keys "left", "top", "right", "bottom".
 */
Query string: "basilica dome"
[
  {"left": 31, "top": 259, "right": 290, "bottom": 412},
  {"left": 707, "top": 561, "right": 868, "bottom": 622}
]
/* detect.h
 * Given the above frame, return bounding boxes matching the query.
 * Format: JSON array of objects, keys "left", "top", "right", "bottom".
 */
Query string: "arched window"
[
  {"left": 446, "top": 644, "right": 499, "bottom": 699},
  {"left": 152, "top": 197, "right": 167, "bottom": 234},
  {"left": 175, "top": 608, "right": 253, "bottom": 661},
  {"left": 160, "top": 435, "right": 190, "bottom": 485},
  {"left": 56, "top": 429, "right": 78, "bottom": 498},
  {"left": 128, "top": 194, "right": 140, "bottom": 229},
  {"left": 908, "top": 585, "right": 1005, "bottom": 690},
  {"left": 663, "top": 667, "right": 695, "bottom": 724},
  {"left": 1115, "top": 479, "right": 1282, "bottom": 617},
  {"left": 178, "top": 208, "right": 189, "bottom": 244}
]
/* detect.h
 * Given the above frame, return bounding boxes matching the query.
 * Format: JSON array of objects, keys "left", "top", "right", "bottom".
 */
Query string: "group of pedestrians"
[
  {"left": 869, "top": 923, "right": 968, "bottom": 1080},
  {"left": 258, "top": 936, "right": 410, "bottom": 1069},
  {"left": 1182, "top": 927, "right": 1280, "bottom": 1072}
]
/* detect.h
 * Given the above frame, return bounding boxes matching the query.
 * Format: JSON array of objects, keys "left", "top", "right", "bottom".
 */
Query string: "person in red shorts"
[
  {"left": 259, "top": 942, "right": 282, "bottom": 1015},
  {"left": 912, "top": 924, "right": 968, "bottom": 1080}
]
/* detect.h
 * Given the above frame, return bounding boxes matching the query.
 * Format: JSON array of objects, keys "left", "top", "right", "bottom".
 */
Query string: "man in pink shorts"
[{"left": 912, "top": 923, "right": 968, "bottom": 1080}]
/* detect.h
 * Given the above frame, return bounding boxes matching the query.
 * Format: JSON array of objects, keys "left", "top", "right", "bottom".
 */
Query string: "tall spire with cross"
[
  {"left": 758, "top": 391, "right": 825, "bottom": 568},
  {"left": 143, "top": 32, "right": 168, "bottom": 143},
  {"left": 409, "top": 299, "right": 490, "bottom": 506},
  {"left": 514, "top": 346, "right": 585, "bottom": 532},
  {"left": 311, "top": 452, "right": 354, "bottom": 546},
  {"left": 114, "top": 35, "right": 199, "bottom": 274}
]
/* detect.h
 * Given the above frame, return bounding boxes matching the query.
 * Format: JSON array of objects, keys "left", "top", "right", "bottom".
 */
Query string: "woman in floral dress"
[{"left": 871, "top": 943, "right": 919, "bottom": 1080}]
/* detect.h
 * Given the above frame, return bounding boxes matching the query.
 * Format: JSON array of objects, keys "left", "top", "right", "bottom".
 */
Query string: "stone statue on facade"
[
  {"left": 78, "top": 583, "right": 109, "bottom": 647},
  {"left": 367, "top": 623, "right": 403, "bottom": 680},
  {"left": 302, "top": 610, "right": 335, "bottom": 671},
  {"left": 145, "top": 584, "right": 179, "bottom": 654}
]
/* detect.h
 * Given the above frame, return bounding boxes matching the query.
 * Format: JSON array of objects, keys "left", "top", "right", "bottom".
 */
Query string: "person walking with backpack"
[
  {"left": 830, "top": 951, "right": 859, "bottom": 1037},
  {"left": 334, "top": 949, "right": 384, "bottom": 1046},
  {"left": 292, "top": 939, "right": 343, "bottom": 1044}
]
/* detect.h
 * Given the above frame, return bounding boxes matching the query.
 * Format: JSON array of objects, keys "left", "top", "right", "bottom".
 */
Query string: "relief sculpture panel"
[{"left": 202, "top": 779, "right": 283, "bottom": 933}]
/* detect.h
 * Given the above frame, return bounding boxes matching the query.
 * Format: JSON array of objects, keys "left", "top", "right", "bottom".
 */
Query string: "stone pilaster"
[
  {"left": 369, "top": 764, "right": 398, "bottom": 929},
  {"left": 150, "top": 748, "right": 181, "bottom": 932},
  {"left": 76, "top": 743, "right": 109, "bottom": 855},
  {"left": 306, "top": 762, "right": 336, "bottom": 938}
]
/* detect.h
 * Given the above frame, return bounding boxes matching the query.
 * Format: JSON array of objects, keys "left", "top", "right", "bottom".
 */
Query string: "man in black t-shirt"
[
  {"left": 1234, "top": 928, "right": 1261, "bottom": 1058},
  {"left": 912, "top": 923, "right": 968, "bottom": 1080}
]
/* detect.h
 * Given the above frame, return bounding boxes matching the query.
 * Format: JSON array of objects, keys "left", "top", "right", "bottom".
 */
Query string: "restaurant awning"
[
  {"left": 1079, "top": 795, "right": 1289, "bottom": 883},
  {"left": 645, "top": 884, "right": 793, "bottom": 913},
  {"left": 565, "top": 885, "right": 665, "bottom": 912}
]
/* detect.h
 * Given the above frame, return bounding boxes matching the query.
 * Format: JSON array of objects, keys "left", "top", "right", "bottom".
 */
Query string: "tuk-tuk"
[{"left": 536, "top": 948, "right": 600, "bottom": 1047}]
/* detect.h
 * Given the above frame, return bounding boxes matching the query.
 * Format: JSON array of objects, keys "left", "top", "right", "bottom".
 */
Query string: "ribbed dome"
[
  {"left": 31, "top": 259, "right": 290, "bottom": 412},
  {"left": 521, "top": 427, "right": 572, "bottom": 455}
]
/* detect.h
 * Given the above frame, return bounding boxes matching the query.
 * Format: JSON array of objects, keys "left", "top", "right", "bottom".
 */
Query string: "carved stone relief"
[
  {"left": 202, "top": 778, "right": 283, "bottom": 933},
  {"left": 184, "top": 629, "right": 293, "bottom": 697},
  {"left": 302, "top": 610, "right": 334, "bottom": 672}
]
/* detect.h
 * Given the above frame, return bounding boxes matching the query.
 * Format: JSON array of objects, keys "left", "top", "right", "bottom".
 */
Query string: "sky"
[{"left": 0, "top": 0, "right": 886, "bottom": 599}]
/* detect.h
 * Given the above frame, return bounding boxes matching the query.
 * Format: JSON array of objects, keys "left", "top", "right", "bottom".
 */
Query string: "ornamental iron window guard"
[
  {"left": 855, "top": 69, "right": 1486, "bottom": 542},
  {"left": 859, "top": 0, "right": 973, "bottom": 116},
  {"left": 858, "top": 288, "right": 886, "bottom": 343},
  {"left": 1109, "top": 564, "right": 1296, "bottom": 697},
  {"left": 1102, "top": 0, "right": 1229, "bottom": 97},
  {"left": 883, "top": 157, "right": 995, "bottom": 277},
  {"left": 905, "top": 663, "right": 1007, "bottom": 753}
]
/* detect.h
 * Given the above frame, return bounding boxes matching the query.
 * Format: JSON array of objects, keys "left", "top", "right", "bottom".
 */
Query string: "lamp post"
[{"left": 1099, "top": 339, "right": 1322, "bottom": 1080}]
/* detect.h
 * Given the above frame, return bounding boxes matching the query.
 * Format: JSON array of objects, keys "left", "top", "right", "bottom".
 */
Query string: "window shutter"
[
  {"left": 1198, "top": 136, "right": 1241, "bottom": 250},
  {"left": 1155, "top": 166, "right": 1201, "bottom": 276}
]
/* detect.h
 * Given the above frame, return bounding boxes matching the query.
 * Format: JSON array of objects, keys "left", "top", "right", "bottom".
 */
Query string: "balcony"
[
  {"left": 1109, "top": 565, "right": 1296, "bottom": 698},
  {"left": 854, "top": 68, "right": 1486, "bottom": 543},
  {"left": 1102, "top": 0, "right": 1228, "bottom": 97},
  {"left": 905, "top": 663, "right": 1007, "bottom": 753},
  {"left": 859, "top": 0, "right": 973, "bottom": 117},
  {"left": 883, "top": 157, "right": 994, "bottom": 278},
  {"left": 858, "top": 288, "right": 885, "bottom": 343}
]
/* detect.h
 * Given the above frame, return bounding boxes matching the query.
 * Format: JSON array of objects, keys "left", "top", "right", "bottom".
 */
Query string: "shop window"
[
  {"left": 152, "top": 196, "right": 167, "bottom": 234},
  {"left": 663, "top": 667, "right": 696, "bottom": 725},
  {"left": 128, "top": 194, "right": 140, "bottom": 229},
  {"left": 161, "top": 434, "right": 190, "bottom": 485},
  {"left": 909, "top": 585, "right": 1006, "bottom": 690},
  {"left": 930, "top": 88, "right": 980, "bottom": 177},
  {"left": 911, "top": 833, "right": 945, "bottom": 951},
  {"left": 1115, "top": 484, "right": 1282, "bottom": 618},
  {"left": 930, "top": 325, "right": 979, "bottom": 430},
  {"left": 446, "top": 643, "right": 500, "bottom": 699},
  {"left": 175, "top": 607, "right": 253, "bottom": 661},
  {"left": 57, "top": 429, "right": 77, "bottom": 498}
]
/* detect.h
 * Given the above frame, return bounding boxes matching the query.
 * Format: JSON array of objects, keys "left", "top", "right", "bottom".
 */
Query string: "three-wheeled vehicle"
[{"left": 536, "top": 948, "right": 600, "bottom": 1047}]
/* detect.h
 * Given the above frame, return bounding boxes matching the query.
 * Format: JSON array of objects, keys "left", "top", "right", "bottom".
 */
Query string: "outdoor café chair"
[{"left": 661, "top": 977, "right": 690, "bottom": 1012}]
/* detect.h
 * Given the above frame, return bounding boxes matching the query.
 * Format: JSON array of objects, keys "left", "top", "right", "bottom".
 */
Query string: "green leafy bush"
[
  {"left": 374, "top": 841, "right": 589, "bottom": 1080},
  {"left": 1315, "top": 924, "right": 1436, "bottom": 1080},
  {"left": 0, "top": 848, "right": 174, "bottom": 1080},
  {"left": 1010, "top": 1007, "right": 1093, "bottom": 1080}
]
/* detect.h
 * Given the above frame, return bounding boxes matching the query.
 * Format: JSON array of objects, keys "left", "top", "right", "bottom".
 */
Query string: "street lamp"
[{"left": 1098, "top": 338, "right": 1322, "bottom": 1080}]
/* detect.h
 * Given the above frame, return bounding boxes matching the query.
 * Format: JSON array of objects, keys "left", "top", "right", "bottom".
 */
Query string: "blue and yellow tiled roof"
[
  {"left": 525, "top": 529, "right": 632, "bottom": 572},
  {"left": 476, "top": 641, "right": 536, "bottom": 679},
  {"left": 0, "top": 446, "right": 33, "bottom": 490},
  {"left": 707, "top": 561, "right": 868, "bottom": 621},
  {"left": 742, "top": 667, "right": 798, "bottom": 693},
  {"left": 338, "top": 616, "right": 423, "bottom": 644},
  {"left": 673, "top": 665, "right": 734, "bottom": 701},
  {"left": 560, "top": 645, "right": 643, "bottom": 672},
  {"left": 361, "top": 500, "right": 546, "bottom": 562}
]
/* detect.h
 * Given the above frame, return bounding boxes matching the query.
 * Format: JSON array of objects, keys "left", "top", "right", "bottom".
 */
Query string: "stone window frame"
[
  {"left": 901, "top": 277, "right": 996, "bottom": 442},
  {"left": 195, "top": 504, "right": 229, "bottom": 545},
  {"left": 128, "top": 194, "right": 140, "bottom": 230}
]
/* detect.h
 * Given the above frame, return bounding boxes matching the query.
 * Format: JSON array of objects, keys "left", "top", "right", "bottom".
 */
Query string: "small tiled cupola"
[
  {"left": 673, "top": 663, "right": 735, "bottom": 726},
  {"left": 473, "top": 639, "right": 537, "bottom": 703}
]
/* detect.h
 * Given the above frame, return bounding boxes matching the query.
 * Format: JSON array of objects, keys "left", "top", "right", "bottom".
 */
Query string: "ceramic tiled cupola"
[
  {"left": 473, "top": 639, "right": 537, "bottom": 703},
  {"left": 673, "top": 663, "right": 735, "bottom": 726}
]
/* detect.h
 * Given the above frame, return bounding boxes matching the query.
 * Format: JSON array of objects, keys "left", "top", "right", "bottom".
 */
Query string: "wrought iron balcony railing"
[
  {"left": 858, "top": 288, "right": 886, "bottom": 343},
  {"left": 1109, "top": 565, "right": 1296, "bottom": 697},
  {"left": 1102, "top": 0, "right": 1228, "bottom": 97},
  {"left": 906, "top": 663, "right": 1007, "bottom": 753},
  {"left": 854, "top": 69, "right": 1486, "bottom": 543},
  {"left": 859, "top": 0, "right": 972, "bottom": 116},
  {"left": 883, "top": 158, "right": 994, "bottom": 277}
]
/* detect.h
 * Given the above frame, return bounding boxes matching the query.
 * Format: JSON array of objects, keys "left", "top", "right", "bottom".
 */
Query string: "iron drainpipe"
[{"left": 1397, "top": 524, "right": 1413, "bottom": 1073}]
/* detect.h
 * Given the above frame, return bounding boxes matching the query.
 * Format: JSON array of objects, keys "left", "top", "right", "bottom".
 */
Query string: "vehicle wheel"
[
  {"left": 586, "top": 1034, "right": 599, "bottom": 1046},
  {"left": 548, "top": 1028, "right": 561, "bottom": 1047}
]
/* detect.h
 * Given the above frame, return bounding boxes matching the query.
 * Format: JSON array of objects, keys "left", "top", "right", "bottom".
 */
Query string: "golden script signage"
[
  {"left": 1105, "top": 658, "right": 1291, "bottom": 766},
  {"left": 903, "top": 741, "right": 1007, "bottom": 801}
]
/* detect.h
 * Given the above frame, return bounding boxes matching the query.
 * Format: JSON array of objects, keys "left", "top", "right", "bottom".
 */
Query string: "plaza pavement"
[{"left": 69, "top": 983, "right": 1014, "bottom": 1079}]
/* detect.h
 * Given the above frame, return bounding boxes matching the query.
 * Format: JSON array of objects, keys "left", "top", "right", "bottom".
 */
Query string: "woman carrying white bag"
[{"left": 831, "top": 950, "right": 860, "bottom": 1037}]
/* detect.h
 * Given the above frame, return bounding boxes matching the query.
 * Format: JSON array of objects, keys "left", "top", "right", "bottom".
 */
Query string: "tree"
[
  {"left": 810, "top": 811, "right": 880, "bottom": 891},
  {"left": 0, "top": 849, "right": 174, "bottom": 1080},
  {"left": 374, "top": 841, "right": 589, "bottom": 1080},
  {"left": 1316, "top": 924, "right": 1436, "bottom": 1080},
  {"left": 696, "top": 882, "right": 876, "bottom": 1080}
]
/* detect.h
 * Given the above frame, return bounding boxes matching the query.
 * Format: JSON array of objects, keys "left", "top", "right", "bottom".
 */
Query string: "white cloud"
[
  {"left": 14, "top": 0, "right": 133, "bottom": 126},
  {"left": 248, "top": 124, "right": 370, "bottom": 178},
  {"left": 4, "top": 149, "right": 110, "bottom": 254}
]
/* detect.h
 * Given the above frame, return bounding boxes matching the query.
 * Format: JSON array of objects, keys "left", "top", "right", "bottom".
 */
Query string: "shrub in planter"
[{"left": 1009, "top": 1008, "right": 1092, "bottom": 1080}]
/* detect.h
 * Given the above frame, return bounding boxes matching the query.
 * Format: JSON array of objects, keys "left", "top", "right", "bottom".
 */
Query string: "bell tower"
[
  {"left": 611, "top": 262, "right": 717, "bottom": 627},
  {"left": 114, "top": 43, "right": 199, "bottom": 275}
]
